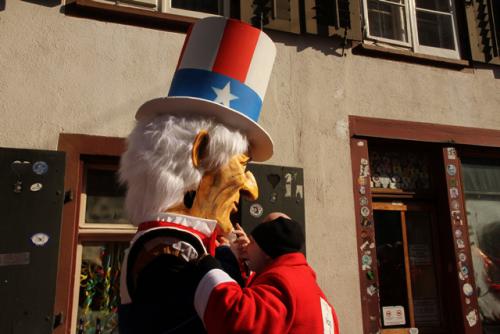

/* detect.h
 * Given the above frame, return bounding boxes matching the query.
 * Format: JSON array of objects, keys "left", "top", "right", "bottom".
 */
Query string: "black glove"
[{"left": 193, "top": 254, "right": 222, "bottom": 284}]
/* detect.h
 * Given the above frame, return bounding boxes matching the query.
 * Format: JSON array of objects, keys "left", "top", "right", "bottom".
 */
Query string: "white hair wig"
[{"left": 120, "top": 115, "right": 249, "bottom": 225}]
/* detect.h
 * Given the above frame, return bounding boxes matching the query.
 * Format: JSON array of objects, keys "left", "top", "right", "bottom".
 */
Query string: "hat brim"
[{"left": 135, "top": 97, "right": 273, "bottom": 162}]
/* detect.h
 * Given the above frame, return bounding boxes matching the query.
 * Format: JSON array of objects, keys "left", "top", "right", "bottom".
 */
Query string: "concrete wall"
[{"left": 1, "top": 1, "right": 500, "bottom": 333}]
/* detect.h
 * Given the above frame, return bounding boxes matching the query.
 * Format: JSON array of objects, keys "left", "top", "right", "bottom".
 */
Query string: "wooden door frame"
[
  {"left": 349, "top": 116, "right": 497, "bottom": 334},
  {"left": 54, "top": 134, "right": 125, "bottom": 334}
]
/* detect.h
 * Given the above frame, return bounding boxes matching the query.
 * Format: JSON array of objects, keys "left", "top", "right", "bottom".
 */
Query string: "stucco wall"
[{"left": 1, "top": 2, "right": 500, "bottom": 333}]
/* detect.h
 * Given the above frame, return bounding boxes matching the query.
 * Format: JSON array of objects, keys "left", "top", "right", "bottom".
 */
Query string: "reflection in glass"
[
  {"left": 369, "top": 150, "right": 431, "bottom": 191},
  {"left": 77, "top": 243, "right": 128, "bottom": 334},
  {"left": 415, "top": 0, "right": 450, "bottom": 12},
  {"left": 462, "top": 159, "right": 500, "bottom": 331},
  {"left": 406, "top": 210, "right": 441, "bottom": 327},
  {"left": 416, "top": 11, "right": 455, "bottom": 50},
  {"left": 171, "top": 0, "right": 219, "bottom": 14},
  {"left": 85, "top": 168, "right": 128, "bottom": 225},
  {"left": 368, "top": 0, "right": 408, "bottom": 42}
]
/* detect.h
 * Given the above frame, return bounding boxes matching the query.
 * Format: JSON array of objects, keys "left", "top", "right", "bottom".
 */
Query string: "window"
[
  {"left": 75, "top": 157, "right": 135, "bottom": 334},
  {"left": 88, "top": 0, "right": 230, "bottom": 17},
  {"left": 363, "top": 0, "right": 460, "bottom": 58},
  {"left": 55, "top": 134, "right": 133, "bottom": 334}
]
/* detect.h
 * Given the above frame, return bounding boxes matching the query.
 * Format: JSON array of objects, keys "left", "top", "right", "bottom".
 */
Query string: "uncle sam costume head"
[{"left": 118, "top": 17, "right": 276, "bottom": 334}]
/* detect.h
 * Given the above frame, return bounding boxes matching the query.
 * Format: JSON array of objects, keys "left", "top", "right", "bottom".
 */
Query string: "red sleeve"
[{"left": 197, "top": 270, "right": 294, "bottom": 334}]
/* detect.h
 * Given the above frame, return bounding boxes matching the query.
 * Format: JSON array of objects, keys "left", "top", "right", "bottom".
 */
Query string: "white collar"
[{"left": 141, "top": 212, "right": 217, "bottom": 237}]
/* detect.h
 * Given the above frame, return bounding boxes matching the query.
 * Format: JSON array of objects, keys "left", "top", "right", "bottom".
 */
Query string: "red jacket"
[{"left": 194, "top": 252, "right": 339, "bottom": 334}]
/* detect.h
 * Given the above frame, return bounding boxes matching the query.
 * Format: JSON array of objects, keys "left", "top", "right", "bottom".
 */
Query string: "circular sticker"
[
  {"left": 249, "top": 203, "right": 263, "bottom": 218},
  {"left": 455, "top": 229, "right": 463, "bottom": 238},
  {"left": 31, "top": 233, "right": 50, "bottom": 246},
  {"left": 463, "top": 283, "right": 473, "bottom": 296},
  {"left": 459, "top": 252, "right": 467, "bottom": 262},
  {"left": 447, "top": 164, "right": 457, "bottom": 176},
  {"left": 361, "top": 206, "right": 370, "bottom": 217},
  {"left": 360, "top": 196, "right": 368, "bottom": 206},
  {"left": 457, "top": 239, "right": 465, "bottom": 248},
  {"left": 460, "top": 265, "right": 469, "bottom": 276},
  {"left": 32, "top": 161, "right": 48, "bottom": 175},
  {"left": 30, "top": 183, "right": 43, "bottom": 192},
  {"left": 362, "top": 254, "right": 372, "bottom": 266}
]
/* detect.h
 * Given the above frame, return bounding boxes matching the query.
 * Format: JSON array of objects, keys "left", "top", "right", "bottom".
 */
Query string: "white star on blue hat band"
[{"left": 168, "top": 68, "right": 262, "bottom": 122}]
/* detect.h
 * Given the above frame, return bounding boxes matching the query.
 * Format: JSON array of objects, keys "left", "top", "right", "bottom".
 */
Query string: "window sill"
[
  {"left": 64, "top": 0, "right": 198, "bottom": 32},
  {"left": 352, "top": 41, "right": 471, "bottom": 70}
]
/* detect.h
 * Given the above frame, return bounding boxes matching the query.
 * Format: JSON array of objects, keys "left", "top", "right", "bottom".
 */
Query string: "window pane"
[
  {"left": 462, "top": 159, "right": 500, "bottom": 330},
  {"left": 369, "top": 150, "right": 431, "bottom": 192},
  {"left": 171, "top": 0, "right": 219, "bottom": 15},
  {"left": 85, "top": 168, "right": 128, "bottom": 225},
  {"left": 77, "top": 242, "right": 128, "bottom": 334},
  {"left": 368, "top": 0, "right": 409, "bottom": 42},
  {"left": 374, "top": 210, "right": 410, "bottom": 327},
  {"left": 415, "top": 0, "right": 451, "bottom": 13},
  {"left": 406, "top": 210, "right": 442, "bottom": 327},
  {"left": 416, "top": 11, "right": 455, "bottom": 50}
]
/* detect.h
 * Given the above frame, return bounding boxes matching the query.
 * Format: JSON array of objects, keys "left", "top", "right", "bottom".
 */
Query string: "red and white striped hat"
[{"left": 136, "top": 17, "right": 276, "bottom": 161}]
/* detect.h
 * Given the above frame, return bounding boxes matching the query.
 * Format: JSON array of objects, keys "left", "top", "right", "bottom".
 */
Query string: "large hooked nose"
[{"left": 240, "top": 171, "right": 258, "bottom": 201}]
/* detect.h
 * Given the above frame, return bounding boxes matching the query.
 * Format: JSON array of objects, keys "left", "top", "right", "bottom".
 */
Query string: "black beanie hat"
[{"left": 251, "top": 216, "right": 305, "bottom": 259}]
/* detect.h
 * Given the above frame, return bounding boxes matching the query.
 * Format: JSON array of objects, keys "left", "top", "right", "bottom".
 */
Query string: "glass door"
[{"left": 373, "top": 202, "right": 448, "bottom": 333}]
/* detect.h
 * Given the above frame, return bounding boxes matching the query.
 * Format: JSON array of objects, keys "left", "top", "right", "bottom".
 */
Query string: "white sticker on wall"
[
  {"left": 249, "top": 203, "right": 264, "bottom": 218},
  {"left": 31, "top": 233, "right": 50, "bottom": 246},
  {"left": 382, "top": 306, "right": 406, "bottom": 326}
]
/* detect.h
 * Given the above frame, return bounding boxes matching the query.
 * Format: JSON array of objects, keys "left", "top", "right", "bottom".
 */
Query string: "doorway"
[{"left": 373, "top": 201, "right": 456, "bottom": 334}]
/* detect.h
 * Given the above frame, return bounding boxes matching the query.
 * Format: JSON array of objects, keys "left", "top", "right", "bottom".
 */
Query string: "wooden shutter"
[
  {"left": 304, "top": 0, "right": 362, "bottom": 40},
  {"left": 240, "top": 0, "right": 301, "bottom": 34},
  {"left": 465, "top": 0, "right": 500, "bottom": 65}
]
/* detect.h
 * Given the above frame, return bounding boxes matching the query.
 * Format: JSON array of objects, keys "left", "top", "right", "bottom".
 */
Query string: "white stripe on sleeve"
[
  {"left": 320, "top": 297, "right": 335, "bottom": 334},
  {"left": 194, "top": 269, "right": 235, "bottom": 320}
]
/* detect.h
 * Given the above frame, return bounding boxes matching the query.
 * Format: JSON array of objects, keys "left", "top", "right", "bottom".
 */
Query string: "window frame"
[
  {"left": 363, "top": 0, "right": 461, "bottom": 59},
  {"left": 80, "top": 0, "right": 230, "bottom": 18},
  {"left": 55, "top": 134, "right": 134, "bottom": 334},
  {"left": 161, "top": 0, "right": 231, "bottom": 18}
]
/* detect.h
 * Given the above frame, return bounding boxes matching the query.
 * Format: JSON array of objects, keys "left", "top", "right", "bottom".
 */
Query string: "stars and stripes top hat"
[{"left": 135, "top": 17, "right": 276, "bottom": 162}]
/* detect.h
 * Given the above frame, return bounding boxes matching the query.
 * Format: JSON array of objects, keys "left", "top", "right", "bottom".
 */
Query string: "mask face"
[{"left": 189, "top": 153, "right": 258, "bottom": 234}]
